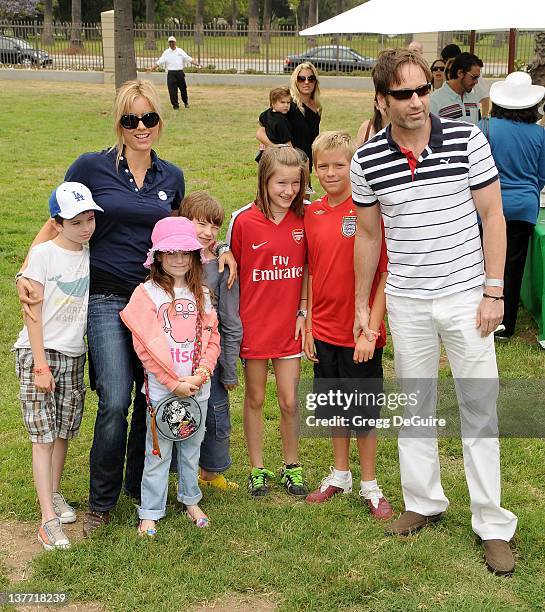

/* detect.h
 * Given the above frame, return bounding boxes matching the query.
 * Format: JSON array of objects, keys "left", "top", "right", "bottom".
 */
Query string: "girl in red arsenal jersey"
[{"left": 228, "top": 146, "right": 309, "bottom": 498}]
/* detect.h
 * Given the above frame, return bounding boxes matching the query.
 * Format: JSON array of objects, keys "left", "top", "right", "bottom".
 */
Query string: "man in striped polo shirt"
[{"left": 350, "top": 49, "right": 517, "bottom": 575}]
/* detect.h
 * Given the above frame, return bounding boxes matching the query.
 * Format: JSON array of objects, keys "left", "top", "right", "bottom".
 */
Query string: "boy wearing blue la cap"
[{"left": 13, "top": 182, "right": 102, "bottom": 550}]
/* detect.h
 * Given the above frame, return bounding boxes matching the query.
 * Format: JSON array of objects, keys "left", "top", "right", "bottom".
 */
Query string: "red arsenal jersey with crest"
[
  {"left": 228, "top": 202, "right": 306, "bottom": 358},
  {"left": 304, "top": 194, "right": 388, "bottom": 348}
]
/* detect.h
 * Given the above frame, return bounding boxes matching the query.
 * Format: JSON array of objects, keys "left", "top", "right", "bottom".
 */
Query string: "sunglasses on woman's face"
[
  {"left": 120, "top": 112, "right": 160, "bottom": 129},
  {"left": 386, "top": 83, "right": 432, "bottom": 100},
  {"left": 432, "top": 66, "right": 445, "bottom": 72},
  {"left": 297, "top": 74, "right": 317, "bottom": 83}
]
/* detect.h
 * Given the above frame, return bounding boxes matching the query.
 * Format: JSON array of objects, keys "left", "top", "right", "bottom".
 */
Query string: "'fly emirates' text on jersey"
[
  {"left": 305, "top": 194, "right": 388, "bottom": 348},
  {"left": 228, "top": 202, "right": 306, "bottom": 359}
]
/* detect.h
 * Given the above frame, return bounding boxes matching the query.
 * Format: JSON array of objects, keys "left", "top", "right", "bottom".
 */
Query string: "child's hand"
[
  {"left": 353, "top": 333, "right": 377, "bottom": 363},
  {"left": 224, "top": 382, "right": 238, "bottom": 391},
  {"left": 173, "top": 381, "right": 199, "bottom": 397},
  {"left": 294, "top": 316, "right": 306, "bottom": 341},
  {"left": 34, "top": 371, "right": 55, "bottom": 393},
  {"left": 180, "top": 375, "right": 203, "bottom": 388},
  {"left": 304, "top": 332, "right": 319, "bottom": 363}
]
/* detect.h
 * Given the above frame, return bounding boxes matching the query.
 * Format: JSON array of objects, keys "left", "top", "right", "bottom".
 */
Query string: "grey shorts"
[{"left": 15, "top": 348, "right": 86, "bottom": 444}]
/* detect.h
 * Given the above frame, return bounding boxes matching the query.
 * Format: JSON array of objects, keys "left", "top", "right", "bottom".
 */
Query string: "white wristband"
[{"left": 485, "top": 278, "right": 504, "bottom": 288}]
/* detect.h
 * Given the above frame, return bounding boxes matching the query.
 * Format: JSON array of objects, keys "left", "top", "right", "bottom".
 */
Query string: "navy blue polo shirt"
[{"left": 65, "top": 147, "right": 184, "bottom": 290}]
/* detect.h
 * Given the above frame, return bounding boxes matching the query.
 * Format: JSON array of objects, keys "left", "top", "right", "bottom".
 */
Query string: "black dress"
[{"left": 287, "top": 101, "right": 321, "bottom": 170}]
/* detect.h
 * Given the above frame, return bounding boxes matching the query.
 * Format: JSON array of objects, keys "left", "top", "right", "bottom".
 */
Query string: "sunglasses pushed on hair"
[
  {"left": 297, "top": 74, "right": 317, "bottom": 83},
  {"left": 120, "top": 112, "right": 160, "bottom": 129},
  {"left": 386, "top": 83, "right": 432, "bottom": 100}
]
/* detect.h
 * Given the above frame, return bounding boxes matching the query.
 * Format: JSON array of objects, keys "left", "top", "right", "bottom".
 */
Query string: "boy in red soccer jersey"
[{"left": 303, "top": 131, "right": 393, "bottom": 520}]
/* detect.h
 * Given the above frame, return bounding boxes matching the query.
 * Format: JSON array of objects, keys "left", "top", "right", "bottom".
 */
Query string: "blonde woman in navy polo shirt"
[{"left": 16, "top": 80, "right": 235, "bottom": 537}]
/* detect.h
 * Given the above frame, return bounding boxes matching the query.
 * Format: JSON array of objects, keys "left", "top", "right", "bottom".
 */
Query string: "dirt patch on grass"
[
  {"left": 191, "top": 593, "right": 279, "bottom": 611},
  {"left": 0, "top": 515, "right": 104, "bottom": 612},
  {"left": 0, "top": 515, "right": 84, "bottom": 582}
]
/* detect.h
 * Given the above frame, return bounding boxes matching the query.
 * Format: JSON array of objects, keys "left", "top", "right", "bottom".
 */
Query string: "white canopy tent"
[{"left": 299, "top": 0, "right": 545, "bottom": 36}]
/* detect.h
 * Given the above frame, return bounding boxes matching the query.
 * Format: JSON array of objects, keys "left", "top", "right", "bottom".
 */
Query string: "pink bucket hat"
[{"left": 144, "top": 217, "right": 203, "bottom": 268}]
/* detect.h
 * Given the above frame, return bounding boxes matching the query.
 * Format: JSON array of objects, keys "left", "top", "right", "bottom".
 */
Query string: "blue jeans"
[
  {"left": 139, "top": 398, "right": 208, "bottom": 519},
  {"left": 199, "top": 370, "right": 232, "bottom": 472},
  {"left": 87, "top": 294, "right": 147, "bottom": 512}
]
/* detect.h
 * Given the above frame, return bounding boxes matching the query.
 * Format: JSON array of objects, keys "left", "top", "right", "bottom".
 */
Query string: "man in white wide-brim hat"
[{"left": 479, "top": 72, "right": 545, "bottom": 342}]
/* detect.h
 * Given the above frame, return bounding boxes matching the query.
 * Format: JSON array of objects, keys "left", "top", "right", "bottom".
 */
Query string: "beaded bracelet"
[
  {"left": 305, "top": 327, "right": 312, "bottom": 333},
  {"left": 195, "top": 366, "right": 211, "bottom": 384},
  {"left": 483, "top": 293, "right": 504, "bottom": 301}
]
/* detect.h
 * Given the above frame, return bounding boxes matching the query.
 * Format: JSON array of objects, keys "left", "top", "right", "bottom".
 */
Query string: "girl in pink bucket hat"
[{"left": 121, "top": 216, "right": 221, "bottom": 535}]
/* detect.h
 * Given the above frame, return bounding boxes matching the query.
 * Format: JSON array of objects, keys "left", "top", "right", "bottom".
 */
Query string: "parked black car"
[
  {"left": 0, "top": 36, "right": 52, "bottom": 67},
  {"left": 283, "top": 46, "right": 376, "bottom": 73}
]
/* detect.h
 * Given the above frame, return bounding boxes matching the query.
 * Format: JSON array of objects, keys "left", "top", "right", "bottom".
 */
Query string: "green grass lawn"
[{"left": 1, "top": 81, "right": 544, "bottom": 611}]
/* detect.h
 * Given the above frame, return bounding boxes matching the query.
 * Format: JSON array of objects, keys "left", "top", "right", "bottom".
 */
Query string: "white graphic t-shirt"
[
  {"left": 143, "top": 280, "right": 212, "bottom": 402},
  {"left": 14, "top": 241, "right": 89, "bottom": 357}
]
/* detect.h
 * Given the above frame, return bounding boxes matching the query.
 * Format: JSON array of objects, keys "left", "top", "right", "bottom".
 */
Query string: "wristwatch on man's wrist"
[
  {"left": 485, "top": 278, "right": 504, "bottom": 288},
  {"left": 297, "top": 309, "right": 307, "bottom": 318}
]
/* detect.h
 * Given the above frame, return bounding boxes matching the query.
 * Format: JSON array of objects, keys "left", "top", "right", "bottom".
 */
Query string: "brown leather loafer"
[
  {"left": 83, "top": 510, "right": 111, "bottom": 538},
  {"left": 384, "top": 510, "right": 443, "bottom": 536},
  {"left": 482, "top": 539, "right": 515, "bottom": 576}
]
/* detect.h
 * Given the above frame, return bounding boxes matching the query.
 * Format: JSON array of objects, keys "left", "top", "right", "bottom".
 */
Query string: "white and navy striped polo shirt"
[{"left": 350, "top": 114, "right": 498, "bottom": 299}]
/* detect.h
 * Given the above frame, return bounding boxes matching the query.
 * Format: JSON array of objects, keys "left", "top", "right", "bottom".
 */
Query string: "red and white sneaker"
[
  {"left": 359, "top": 484, "right": 394, "bottom": 521},
  {"left": 306, "top": 467, "right": 352, "bottom": 504}
]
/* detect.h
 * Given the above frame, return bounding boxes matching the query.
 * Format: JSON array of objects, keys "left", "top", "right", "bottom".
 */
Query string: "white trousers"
[{"left": 387, "top": 287, "right": 517, "bottom": 541}]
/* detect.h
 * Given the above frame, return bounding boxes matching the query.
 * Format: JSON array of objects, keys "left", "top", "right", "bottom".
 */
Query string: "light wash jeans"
[{"left": 139, "top": 397, "right": 208, "bottom": 520}]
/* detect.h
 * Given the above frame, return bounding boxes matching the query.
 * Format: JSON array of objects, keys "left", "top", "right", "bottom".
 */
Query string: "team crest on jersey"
[
  {"left": 292, "top": 229, "right": 304, "bottom": 243},
  {"left": 341, "top": 215, "right": 357, "bottom": 237}
]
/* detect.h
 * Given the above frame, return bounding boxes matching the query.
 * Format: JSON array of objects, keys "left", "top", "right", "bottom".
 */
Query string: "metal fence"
[
  {"left": 0, "top": 20, "right": 539, "bottom": 77},
  {"left": 0, "top": 20, "right": 103, "bottom": 70}
]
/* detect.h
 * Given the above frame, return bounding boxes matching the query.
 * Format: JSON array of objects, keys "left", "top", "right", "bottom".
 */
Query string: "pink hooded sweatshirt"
[{"left": 120, "top": 283, "right": 221, "bottom": 392}]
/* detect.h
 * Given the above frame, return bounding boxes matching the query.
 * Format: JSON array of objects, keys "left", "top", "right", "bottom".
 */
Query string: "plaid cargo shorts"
[{"left": 15, "top": 348, "right": 86, "bottom": 444}]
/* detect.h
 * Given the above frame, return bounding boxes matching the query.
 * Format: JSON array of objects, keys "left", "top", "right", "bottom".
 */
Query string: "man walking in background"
[{"left": 148, "top": 36, "right": 203, "bottom": 109}]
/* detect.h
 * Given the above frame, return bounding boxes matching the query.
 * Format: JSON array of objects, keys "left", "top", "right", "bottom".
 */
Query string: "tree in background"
[
  {"left": 246, "top": 0, "right": 259, "bottom": 53},
  {"left": 195, "top": 0, "right": 204, "bottom": 45},
  {"left": 42, "top": 0, "right": 54, "bottom": 45},
  {"left": 263, "top": 0, "right": 272, "bottom": 42},
  {"left": 0, "top": 0, "right": 39, "bottom": 19},
  {"left": 231, "top": 0, "right": 238, "bottom": 29},
  {"left": 114, "top": 0, "right": 137, "bottom": 88},
  {"left": 69, "top": 0, "right": 83, "bottom": 51},
  {"left": 144, "top": 0, "right": 156, "bottom": 50},
  {"left": 306, "top": 0, "right": 317, "bottom": 46},
  {"left": 529, "top": 32, "right": 545, "bottom": 87}
]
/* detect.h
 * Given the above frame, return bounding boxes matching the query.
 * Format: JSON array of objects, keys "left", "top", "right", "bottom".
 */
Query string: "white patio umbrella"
[{"left": 299, "top": 0, "right": 545, "bottom": 36}]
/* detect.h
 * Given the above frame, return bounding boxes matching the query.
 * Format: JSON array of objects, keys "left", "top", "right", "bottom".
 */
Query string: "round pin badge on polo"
[{"left": 158, "top": 191, "right": 167, "bottom": 201}]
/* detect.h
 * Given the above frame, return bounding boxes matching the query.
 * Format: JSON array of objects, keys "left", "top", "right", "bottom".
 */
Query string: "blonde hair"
[
  {"left": 312, "top": 131, "right": 356, "bottom": 167},
  {"left": 180, "top": 191, "right": 224, "bottom": 227},
  {"left": 112, "top": 80, "right": 164, "bottom": 167},
  {"left": 290, "top": 62, "right": 322, "bottom": 116},
  {"left": 256, "top": 146, "right": 308, "bottom": 219}
]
